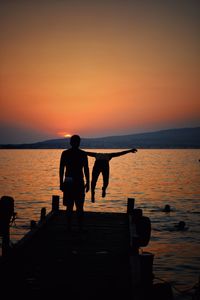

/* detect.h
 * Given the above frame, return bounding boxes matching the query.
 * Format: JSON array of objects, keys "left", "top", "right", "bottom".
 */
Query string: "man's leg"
[
  {"left": 75, "top": 200, "right": 84, "bottom": 232},
  {"left": 64, "top": 191, "right": 74, "bottom": 231},
  {"left": 91, "top": 165, "right": 101, "bottom": 202},
  {"left": 102, "top": 163, "right": 109, "bottom": 197}
]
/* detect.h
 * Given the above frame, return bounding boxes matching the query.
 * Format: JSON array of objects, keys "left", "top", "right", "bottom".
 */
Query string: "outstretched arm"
[
  {"left": 110, "top": 148, "right": 137, "bottom": 158},
  {"left": 86, "top": 151, "right": 97, "bottom": 158}
]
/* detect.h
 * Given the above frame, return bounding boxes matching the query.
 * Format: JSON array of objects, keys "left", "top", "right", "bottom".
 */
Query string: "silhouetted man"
[
  {"left": 59, "top": 135, "right": 89, "bottom": 231},
  {"left": 86, "top": 148, "right": 137, "bottom": 202}
]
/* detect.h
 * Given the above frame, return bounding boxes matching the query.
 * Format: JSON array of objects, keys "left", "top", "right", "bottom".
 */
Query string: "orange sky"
[{"left": 0, "top": 0, "right": 199, "bottom": 143}]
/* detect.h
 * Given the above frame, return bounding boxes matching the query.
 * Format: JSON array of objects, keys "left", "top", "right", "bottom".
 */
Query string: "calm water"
[{"left": 0, "top": 149, "right": 200, "bottom": 298}]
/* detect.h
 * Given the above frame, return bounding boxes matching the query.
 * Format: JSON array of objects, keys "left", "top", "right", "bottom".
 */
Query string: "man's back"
[
  {"left": 61, "top": 148, "right": 87, "bottom": 181},
  {"left": 59, "top": 135, "right": 90, "bottom": 231}
]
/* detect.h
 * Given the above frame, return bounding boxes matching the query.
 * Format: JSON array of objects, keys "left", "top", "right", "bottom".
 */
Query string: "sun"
[
  {"left": 57, "top": 131, "right": 72, "bottom": 138},
  {"left": 64, "top": 133, "right": 72, "bottom": 138}
]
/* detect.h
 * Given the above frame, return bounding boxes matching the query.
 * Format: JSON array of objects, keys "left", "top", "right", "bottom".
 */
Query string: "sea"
[{"left": 0, "top": 149, "right": 200, "bottom": 299}]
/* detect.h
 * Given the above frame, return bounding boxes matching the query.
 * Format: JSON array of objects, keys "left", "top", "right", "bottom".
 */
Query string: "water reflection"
[{"left": 0, "top": 149, "right": 200, "bottom": 290}]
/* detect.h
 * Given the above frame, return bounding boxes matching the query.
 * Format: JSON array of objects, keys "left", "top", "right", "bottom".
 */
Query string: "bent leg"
[
  {"left": 102, "top": 163, "right": 109, "bottom": 197},
  {"left": 91, "top": 165, "right": 101, "bottom": 202},
  {"left": 91, "top": 165, "right": 101, "bottom": 190}
]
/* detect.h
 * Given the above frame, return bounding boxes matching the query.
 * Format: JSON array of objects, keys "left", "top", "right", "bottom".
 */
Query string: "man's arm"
[
  {"left": 59, "top": 152, "right": 65, "bottom": 191},
  {"left": 86, "top": 151, "right": 97, "bottom": 158},
  {"left": 110, "top": 148, "right": 137, "bottom": 158}
]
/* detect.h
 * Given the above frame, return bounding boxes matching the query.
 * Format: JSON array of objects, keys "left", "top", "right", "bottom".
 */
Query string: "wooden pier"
[{"left": 0, "top": 196, "right": 154, "bottom": 300}]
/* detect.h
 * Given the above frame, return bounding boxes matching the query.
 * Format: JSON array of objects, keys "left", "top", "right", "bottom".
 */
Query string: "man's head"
[{"left": 70, "top": 135, "right": 81, "bottom": 148}]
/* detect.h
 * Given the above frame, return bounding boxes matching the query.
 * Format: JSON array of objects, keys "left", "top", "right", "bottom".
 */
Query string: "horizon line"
[{"left": 0, "top": 125, "right": 199, "bottom": 146}]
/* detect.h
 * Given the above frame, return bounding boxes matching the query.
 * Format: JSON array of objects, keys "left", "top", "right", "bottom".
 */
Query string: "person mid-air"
[{"left": 86, "top": 148, "right": 137, "bottom": 202}]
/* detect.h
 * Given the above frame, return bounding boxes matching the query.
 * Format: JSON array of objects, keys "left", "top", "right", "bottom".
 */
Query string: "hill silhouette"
[{"left": 0, "top": 127, "right": 199, "bottom": 149}]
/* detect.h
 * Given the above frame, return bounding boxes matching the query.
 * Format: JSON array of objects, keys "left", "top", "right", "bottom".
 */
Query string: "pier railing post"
[
  {"left": 127, "top": 198, "right": 154, "bottom": 298},
  {"left": 40, "top": 207, "right": 46, "bottom": 221},
  {"left": 127, "top": 198, "right": 135, "bottom": 214},
  {"left": 0, "top": 196, "right": 15, "bottom": 257},
  {"left": 52, "top": 195, "right": 60, "bottom": 212},
  {"left": 30, "top": 220, "right": 37, "bottom": 229}
]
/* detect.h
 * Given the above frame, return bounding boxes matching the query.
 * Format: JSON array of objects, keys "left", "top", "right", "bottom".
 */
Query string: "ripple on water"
[{"left": 0, "top": 149, "right": 200, "bottom": 291}]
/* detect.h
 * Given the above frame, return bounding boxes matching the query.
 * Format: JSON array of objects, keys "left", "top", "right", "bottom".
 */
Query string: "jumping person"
[
  {"left": 86, "top": 148, "right": 137, "bottom": 202},
  {"left": 59, "top": 135, "right": 90, "bottom": 231}
]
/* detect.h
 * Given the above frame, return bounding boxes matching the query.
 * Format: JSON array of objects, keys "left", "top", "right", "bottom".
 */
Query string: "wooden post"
[
  {"left": 52, "top": 195, "right": 60, "bottom": 212},
  {"left": 139, "top": 252, "right": 154, "bottom": 287},
  {"left": 127, "top": 198, "right": 135, "bottom": 214},
  {"left": 30, "top": 220, "right": 36, "bottom": 229},
  {"left": 40, "top": 207, "right": 46, "bottom": 221},
  {"left": 0, "top": 196, "right": 15, "bottom": 256}
]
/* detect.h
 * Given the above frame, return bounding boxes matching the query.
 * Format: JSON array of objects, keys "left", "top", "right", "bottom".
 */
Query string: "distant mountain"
[{"left": 0, "top": 127, "right": 200, "bottom": 149}]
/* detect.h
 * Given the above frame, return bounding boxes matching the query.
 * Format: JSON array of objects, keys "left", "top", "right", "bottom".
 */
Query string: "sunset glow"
[
  {"left": 64, "top": 134, "right": 72, "bottom": 138},
  {"left": 57, "top": 132, "right": 72, "bottom": 138},
  {"left": 0, "top": 0, "right": 199, "bottom": 144}
]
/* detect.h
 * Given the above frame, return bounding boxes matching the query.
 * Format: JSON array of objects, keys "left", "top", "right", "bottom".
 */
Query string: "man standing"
[{"left": 59, "top": 135, "right": 89, "bottom": 231}]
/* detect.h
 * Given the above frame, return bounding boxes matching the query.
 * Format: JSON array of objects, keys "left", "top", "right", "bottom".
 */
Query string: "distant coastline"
[{"left": 0, "top": 127, "right": 200, "bottom": 149}]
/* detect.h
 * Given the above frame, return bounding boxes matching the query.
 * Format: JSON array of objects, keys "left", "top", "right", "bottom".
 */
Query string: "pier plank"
[{"left": 1, "top": 211, "right": 133, "bottom": 299}]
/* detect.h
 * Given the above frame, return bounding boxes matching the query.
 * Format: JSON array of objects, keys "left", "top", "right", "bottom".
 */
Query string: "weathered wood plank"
[{"left": 0, "top": 211, "right": 133, "bottom": 299}]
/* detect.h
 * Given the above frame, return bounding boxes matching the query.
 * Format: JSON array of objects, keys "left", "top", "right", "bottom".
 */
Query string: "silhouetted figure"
[
  {"left": 174, "top": 221, "right": 188, "bottom": 231},
  {"left": 59, "top": 135, "right": 89, "bottom": 231},
  {"left": 86, "top": 149, "right": 137, "bottom": 202},
  {"left": 163, "top": 204, "right": 171, "bottom": 212}
]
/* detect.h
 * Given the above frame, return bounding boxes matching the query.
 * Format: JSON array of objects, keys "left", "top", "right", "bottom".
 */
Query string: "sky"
[{"left": 0, "top": 0, "right": 200, "bottom": 144}]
